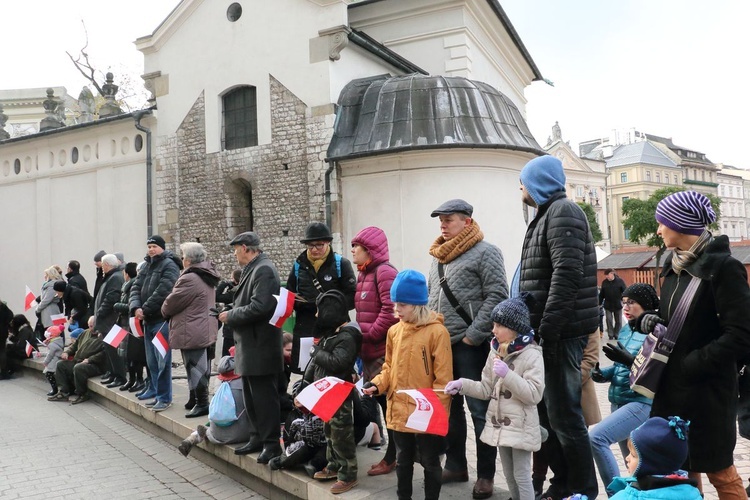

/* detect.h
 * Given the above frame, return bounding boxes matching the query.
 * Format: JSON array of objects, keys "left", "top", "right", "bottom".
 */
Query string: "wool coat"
[
  {"left": 94, "top": 267, "right": 124, "bottom": 335},
  {"left": 161, "top": 261, "right": 220, "bottom": 350},
  {"left": 224, "top": 253, "right": 283, "bottom": 376},
  {"left": 460, "top": 340, "right": 544, "bottom": 451},
  {"left": 519, "top": 192, "right": 599, "bottom": 342},
  {"left": 371, "top": 315, "right": 452, "bottom": 433},
  {"left": 37, "top": 280, "right": 60, "bottom": 328},
  {"left": 352, "top": 227, "right": 398, "bottom": 363},
  {"left": 652, "top": 235, "right": 750, "bottom": 472}
]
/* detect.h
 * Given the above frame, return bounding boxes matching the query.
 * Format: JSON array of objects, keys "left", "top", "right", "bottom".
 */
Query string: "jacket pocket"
[{"left": 421, "top": 347, "right": 429, "bottom": 376}]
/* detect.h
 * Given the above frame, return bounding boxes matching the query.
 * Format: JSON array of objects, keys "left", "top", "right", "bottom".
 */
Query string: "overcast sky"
[{"left": 2, "top": 1, "right": 747, "bottom": 167}]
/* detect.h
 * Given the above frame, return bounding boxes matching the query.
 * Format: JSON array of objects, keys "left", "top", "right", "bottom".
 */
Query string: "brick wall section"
[{"left": 155, "top": 76, "right": 335, "bottom": 280}]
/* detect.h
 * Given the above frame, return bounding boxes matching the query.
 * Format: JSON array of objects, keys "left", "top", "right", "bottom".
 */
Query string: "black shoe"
[
  {"left": 234, "top": 440, "right": 263, "bottom": 455},
  {"left": 101, "top": 376, "right": 114, "bottom": 385},
  {"left": 47, "top": 389, "right": 58, "bottom": 397},
  {"left": 129, "top": 381, "right": 146, "bottom": 393},
  {"left": 106, "top": 378, "right": 126, "bottom": 388},
  {"left": 185, "top": 405, "right": 209, "bottom": 418},
  {"left": 257, "top": 445, "right": 282, "bottom": 464},
  {"left": 120, "top": 379, "right": 135, "bottom": 391},
  {"left": 268, "top": 456, "right": 283, "bottom": 470},
  {"left": 100, "top": 371, "right": 112, "bottom": 381}
]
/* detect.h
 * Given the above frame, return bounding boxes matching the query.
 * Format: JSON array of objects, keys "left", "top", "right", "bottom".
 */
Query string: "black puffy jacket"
[
  {"left": 519, "top": 192, "right": 599, "bottom": 342},
  {"left": 303, "top": 324, "right": 362, "bottom": 384},
  {"left": 129, "top": 250, "right": 182, "bottom": 322}
]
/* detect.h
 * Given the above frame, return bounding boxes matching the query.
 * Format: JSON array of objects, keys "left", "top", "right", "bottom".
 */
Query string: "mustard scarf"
[{"left": 429, "top": 220, "right": 484, "bottom": 264}]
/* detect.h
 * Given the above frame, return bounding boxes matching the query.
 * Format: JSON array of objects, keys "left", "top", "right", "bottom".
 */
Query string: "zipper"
[
  {"left": 666, "top": 272, "right": 684, "bottom": 318},
  {"left": 421, "top": 347, "right": 429, "bottom": 375}
]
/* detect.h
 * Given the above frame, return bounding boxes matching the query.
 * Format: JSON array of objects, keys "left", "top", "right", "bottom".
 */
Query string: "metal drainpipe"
[
  {"left": 324, "top": 161, "right": 336, "bottom": 228},
  {"left": 133, "top": 110, "right": 154, "bottom": 237}
]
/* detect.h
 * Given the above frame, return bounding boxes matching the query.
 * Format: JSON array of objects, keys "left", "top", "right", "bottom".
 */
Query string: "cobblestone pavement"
[{"left": 0, "top": 372, "right": 264, "bottom": 500}]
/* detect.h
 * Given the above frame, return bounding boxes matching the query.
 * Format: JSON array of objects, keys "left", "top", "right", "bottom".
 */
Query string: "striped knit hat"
[{"left": 655, "top": 191, "right": 715, "bottom": 236}]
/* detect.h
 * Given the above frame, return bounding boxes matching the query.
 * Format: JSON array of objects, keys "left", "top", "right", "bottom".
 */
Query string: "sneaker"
[
  {"left": 152, "top": 401, "right": 172, "bottom": 412},
  {"left": 330, "top": 479, "right": 358, "bottom": 494},
  {"left": 48, "top": 392, "right": 69, "bottom": 402},
  {"left": 70, "top": 393, "right": 91, "bottom": 405},
  {"left": 136, "top": 390, "right": 157, "bottom": 400},
  {"left": 145, "top": 400, "right": 158, "bottom": 407},
  {"left": 313, "top": 467, "right": 338, "bottom": 480}
]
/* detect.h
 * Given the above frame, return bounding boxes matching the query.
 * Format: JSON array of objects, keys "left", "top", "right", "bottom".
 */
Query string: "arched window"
[{"left": 222, "top": 86, "right": 258, "bottom": 150}]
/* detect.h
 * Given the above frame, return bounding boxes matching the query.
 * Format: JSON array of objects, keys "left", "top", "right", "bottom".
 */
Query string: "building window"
[
  {"left": 665, "top": 173, "right": 670, "bottom": 184},
  {"left": 721, "top": 186, "right": 725, "bottom": 196},
  {"left": 621, "top": 172, "right": 628, "bottom": 183},
  {"left": 674, "top": 174, "right": 678, "bottom": 184},
  {"left": 645, "top": 170, "right": 651, "bottom": 181},
  {"left": 702, "top": 171, "right": 706, "bottom": 182},
  {"left": 222, "top": 86, "right": 258, "bottom": 150},
  {"left": 576, "top": 186, "right": 584, "bottom": 198},
  {"left": 655, "top": 172, "right": 661, "bottom": 183},
  {"left": 624, "top": 227, "right": 631, "bottom": 240}
]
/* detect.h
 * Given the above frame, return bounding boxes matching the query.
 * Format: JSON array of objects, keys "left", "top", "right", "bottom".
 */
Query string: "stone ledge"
[{"left": 19, "top": 357, "right": 400, "bottom": 499}]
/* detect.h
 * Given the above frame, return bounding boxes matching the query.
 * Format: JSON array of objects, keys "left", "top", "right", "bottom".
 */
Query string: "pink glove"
[
  {"left": 493, "top": 358, "right": 509, "bottom": 377},
  {"left": 444, "top": 380, "right": 462, "bottom": 395}
]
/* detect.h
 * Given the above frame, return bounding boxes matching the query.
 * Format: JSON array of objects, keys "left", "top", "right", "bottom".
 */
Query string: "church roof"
[
  {"left": 326, "top": 74, "right": 544, "bottom": 162},
  {"left": 606, "top": 141, "right": 677, "bottom": 169}
]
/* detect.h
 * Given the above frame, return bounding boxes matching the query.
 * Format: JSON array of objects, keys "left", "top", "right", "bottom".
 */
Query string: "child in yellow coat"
[{"left": 364, "top": 269, "right": 452, "bottom": 500}]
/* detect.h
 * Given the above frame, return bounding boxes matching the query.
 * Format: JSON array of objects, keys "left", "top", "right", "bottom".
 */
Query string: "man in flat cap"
[
  {"left": 219, "top": 231, "right": 284, "bottom": 464},
  {"left": 427, "top": 198, "right": 508, "bottom": 499},
  {"left": 129, "top": 235, "right": 183, "bottom": 412}
]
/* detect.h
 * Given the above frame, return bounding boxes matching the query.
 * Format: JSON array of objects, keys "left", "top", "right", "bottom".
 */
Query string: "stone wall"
[{"left": 155, "top": 76, "right": 335, "bottom": 280}]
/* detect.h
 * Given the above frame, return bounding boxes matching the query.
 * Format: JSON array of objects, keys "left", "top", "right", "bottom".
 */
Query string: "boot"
[
  {"left": 177, "top": 430, "right": 204, "bottom": 457},
  {"left": 45, "top": 372, "right": 58, "bottom": 397},
  {"left": 120, "top": 369, "right": 136, "bottom": 391},
  {"left": 184, "top": 389, "right": 196, "bottom": 410},
  {"left": 185, "top": 385, "right": 209, "bottom": 418}
]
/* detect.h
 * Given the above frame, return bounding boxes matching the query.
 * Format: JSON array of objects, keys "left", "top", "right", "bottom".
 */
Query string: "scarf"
[
  {"left": 671, "top": 230, "right": 711, "bottom": 275},
  {"left": 491, "top": 333, "right": 534, "bottom": 357},
  {"left": 357, "top": 259, "right": 372, "bottom": 273},
  {"left": 307, "top": 246, "right": 331, "bottom": 273},
  {"left": 429, "top": 220, "right": 484, "bottom": 264}
]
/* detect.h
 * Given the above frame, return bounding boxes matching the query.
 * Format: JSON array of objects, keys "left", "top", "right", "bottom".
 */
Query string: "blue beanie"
[
  {"left": 520, "top": 155, "right": 566, "bottom": 206},
  {"left": 631, "top": 416, "right": 690, "bottom": 478},
  {"left": 390, "top": 269, "right": 428, "bottom": 305}
]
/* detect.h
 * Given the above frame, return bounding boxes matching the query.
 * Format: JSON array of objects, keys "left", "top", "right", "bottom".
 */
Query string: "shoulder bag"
[
  {"left": 630, "top": 276, "right": 701, "bottom": 398},
  {"left": 437, "top": 263, "right": 472, "bottom": 326}
]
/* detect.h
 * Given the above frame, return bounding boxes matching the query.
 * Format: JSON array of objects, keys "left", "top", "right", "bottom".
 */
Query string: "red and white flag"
[
  {"left": 397, "top": 389, "right": 449, "bottom": 436},
  {"left": 270, "top": 288, "right": 296, "bottom": 328},
  {"left": 103, "top": 324, "right": 128, "bottom": 348},
  {"left": 129, "top": 317, "right": 144, "bottom": 338},
  {"left": 296, "top": 376, "right": 355, "bottom": 422},
  {"left": 25, "top": 340, "right": 35, "bottom": 358},
  {"left": 24, "top": 285, "right": 36, "bottom": 311},
  {"left": 152, "top": 329, "right": 169, "bottom": 358},
  {"left": 50, "top": 313, "right": 66, "bottom": 327}
]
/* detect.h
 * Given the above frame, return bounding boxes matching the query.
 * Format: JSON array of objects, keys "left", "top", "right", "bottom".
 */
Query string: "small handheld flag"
[
  {"left": 24, "top": 286, "right": 36, "bottom": 311},
  {"left": 129, "top": 317, "right": 144, "bottom": 338},
  {"left": 50, "top": 313, "right": 66, "bottom": 327},
  {"left": 296, "top": 376, "right": 355, "bottom": 422},
  {"left": 25, "top": 340, "right": 35, "bottom": 358},
  {"left": 103, "top": 325, "right": 128, "bottom": 348},
  {"left": 397, "top": 388, "right": 449, "bottom": 436},
  {"left": 270, "top": 288, "right": 296, "bottom": 328},
  {"left": 152, "top": 326, "right": 169, "bottom": 358}
]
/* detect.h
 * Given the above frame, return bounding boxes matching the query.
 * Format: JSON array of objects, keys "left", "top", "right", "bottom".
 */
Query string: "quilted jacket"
[
  {"left": 600, "top": 324, "right": 651, "bottom": 406},
  {"left": 519, "top": 192, "right": 599, "bottom": 342},
  {"left": 460, "top": 339, "right": 544, "bottom": 451},
  {"left": 370, "top": 314, "right": 452, "bottom": 433},
  {"left": 427, "top": 241, "right": 508, "bottom": 344},
  {"left": 352, "top": 227, "right": 398, "bottom": 362}
]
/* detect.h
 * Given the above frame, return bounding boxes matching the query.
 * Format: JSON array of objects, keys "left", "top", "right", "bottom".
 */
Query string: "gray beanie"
[{"left": 491, "top": 294, "right": 533, "bottom": 336}]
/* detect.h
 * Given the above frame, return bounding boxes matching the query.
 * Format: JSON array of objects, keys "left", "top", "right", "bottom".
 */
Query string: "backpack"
[
  {"left": 208, "top": 381, "right": 237, "bottom": 427},
  {"left": 294, "top": 253, "right": 342, "bottom": 283}
]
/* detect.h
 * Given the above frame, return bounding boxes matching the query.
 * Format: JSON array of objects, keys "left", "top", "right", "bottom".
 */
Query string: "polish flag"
[
  {"left": 296, "top": 376, "right": 355, "bottom": 422},
  {"left": 129, "top": 317, "right": 144, "bottom": 338},
  {"left": 51, "top": 313, "right": 66, "bottom": 327},
  {"left": 152, "top": 330, "right": 169, "bottom": 358},
  {"left": 25, "top": 340, "right": 35, "bottom": 358},
  {"left": 24, "top": 286, "right": 36, "bottom": 311},
  {"left": 270, "top": 288, "right": 296, "bottom": 328},
  {"left": 397, "top": 389, "right": 449, "bottom": 436},
  {"left": 103, "top": 325, "right": 128, "bottom": 348}
]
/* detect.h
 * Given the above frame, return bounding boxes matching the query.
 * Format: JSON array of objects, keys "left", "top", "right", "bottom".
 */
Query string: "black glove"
[
  {"left": 635, "top": 311, "right": 664, "bottom": 334},
  {"left": 602, "top": 341, "right": 635, "bottom": 368},
  {"left": 590, "top": 362, "right": 606, "bottom": 383}
]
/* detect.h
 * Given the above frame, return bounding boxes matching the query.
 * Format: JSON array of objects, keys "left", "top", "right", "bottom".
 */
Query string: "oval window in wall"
[
  {"left": 227, "top": 3, "right": 242, "bottom": 21},
  {"left": 72, "top": 147, "right": 79, "bottom": 164}
]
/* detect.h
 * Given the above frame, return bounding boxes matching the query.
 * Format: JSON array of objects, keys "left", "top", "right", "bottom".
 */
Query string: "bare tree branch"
[{"left": 65, "top": 20, "right": 105, "bottom": 96}]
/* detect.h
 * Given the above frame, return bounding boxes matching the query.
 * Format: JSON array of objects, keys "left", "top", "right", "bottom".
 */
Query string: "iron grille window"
[{"left": 223, "top": 86, "right": 258, "bottom": 150}]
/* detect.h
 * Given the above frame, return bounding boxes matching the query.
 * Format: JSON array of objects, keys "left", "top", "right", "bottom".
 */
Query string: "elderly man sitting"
[{"left": 48, "top": 317, "right": 106, "bottom": 404}]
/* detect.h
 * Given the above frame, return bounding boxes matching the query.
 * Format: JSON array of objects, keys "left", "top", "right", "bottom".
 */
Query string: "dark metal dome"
[{"left": 326, "top": 74, "right": 544, "bottom": 161}]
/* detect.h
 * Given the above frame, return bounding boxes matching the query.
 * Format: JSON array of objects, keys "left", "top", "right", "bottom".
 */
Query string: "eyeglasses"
[
  {"left": 306, "top": 243, "right": 327, "bottom": 250},
  {"left": 621, "top": 299, "right": 637, "bottom": 308}
]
